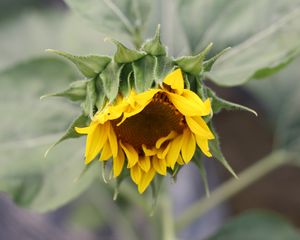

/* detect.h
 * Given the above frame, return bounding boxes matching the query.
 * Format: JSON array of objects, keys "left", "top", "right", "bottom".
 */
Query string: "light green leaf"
[
  {"left": 141, "top": 25, "right": 166, "bottom": 56},
  {"left": 208, "top": 211, "right": 300, "bottom": 240},
  {"left": 47, "top": 49, "right": 111, "bottom": 78},
  {"left": 0, "top": 57, "right": 97, "bottom": 212},
  {"left": 100, "top": 62, "right": 124, "bottom": 102},
  {"left": 132, "top": 55, "right": 156, "bottom": 92},
  {"left": 154, "top": 56, "right": 174, "bottom": 84},
  {"left": 174, "top": 43, "right": 213, "bottom": 75},
  {"left": 41, "top": 80, "right": 88, "bottom": 102},
  {"left": 64, "top": 0, "right": 151, "bottom": 40},
  {"left": 112, "top": 39, "right": 146, "bottom": 63},
  {"left": 206, "top": 7, "right": 300, "bottom": 86},
  {"left": 203, "top": 47, "right": 231, "bottom": 72}
]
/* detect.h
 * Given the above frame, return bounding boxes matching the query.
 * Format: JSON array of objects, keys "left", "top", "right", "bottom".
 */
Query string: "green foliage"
[
  {"left": 208, "top": 211, "right": 300, "bottom": 240},
  {"left": 112, "top": 39, "right": 146, "bottom": 63},
  {"left": 141, "top": 25, "right": 167, "bottom": 56},
  {"left": 0, "top": 58, "right": 97, "bottom": 212}
]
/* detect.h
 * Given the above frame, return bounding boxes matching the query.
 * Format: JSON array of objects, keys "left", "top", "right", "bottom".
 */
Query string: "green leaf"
[
  {"left": 132, "top": 55, "right": 156, "bottom": 92},
  {"left": 47, "top": 49, "right": 111, "bottom": 78},
  {"left": 209, "top": 123, "right": 237, "bottom": 178},
  {"left": 64, "top": 0, "right": 151, "bottom": 40},
  {"left": 154, "top": 56, "right": 174, "bottom": 84},
  {"left": 207, "top": 88, "right": 257, "bottom": 116},
  {"left": 44, "top": 114, "right": 90, "bottom": 158},
  {"left": 141, "top": 25, "right": 166, "bottom": 56},
  {"left": 208, "top": 211, "right": 300, "bottom": 240},
  {"left": 100, "top": 62, "right": 124, "bottom": 102},
  {"left": 205, "top": 7, "right": 300, "bottom": 86},
  {"left": 41, "top": 80, "right": 88, "bottom": 102},
  {"left": 81, "top": 79, "right": 97, "bottom": 117},
  {"left": 0, "top": 57, "right": 97, "bottom": 212},
  {"left": 203, "top": 47, "right": 231, "bottom": 72},
  {"left": 192, "top": 148, "right": 210, "bottom": 197},
  {"left": 95, "top": 76, "right": 107, "bottom": 111},
  {"left": 112, "top": 39, "right": 146, "bottom": 63},
  {"left": 174, "top": 43, "right": 213, "bottom": 75},
  {"left": 119, "top": 64, "right": 134, "bottom": 97}
]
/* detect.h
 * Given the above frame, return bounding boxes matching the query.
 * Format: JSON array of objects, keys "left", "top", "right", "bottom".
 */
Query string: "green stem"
[
  {"left": 176, "top": 150, "right": 293, "bottom": 231},
  {"left": 161, "top": 193, "right": 177, "bottom": 240}
]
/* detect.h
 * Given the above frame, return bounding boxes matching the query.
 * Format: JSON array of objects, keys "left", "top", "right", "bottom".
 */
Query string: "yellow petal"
[
  {"left": 186, "top": 116, "right": 214, "bottom": 139},
  {"left": 133, "top": 89, "right": 160, "bottom": 105},
  {"left": 167, "top": 92, "right": 208, "bottom": 116},
  {"left": 163, "top": 69, "right": 184, "bottom": 91},
  {"left": 117, "top": 104, "right": 146, "bottom": 126},
  {"left": 182, "top": 90, "right": 211, "bottom": 116},
  {"left": 138, "top": 168, "right": 156, "bottom": 194},
  {"left": 108, "top": 123, "right": 118, "bottom": 158},
  {"left": 138, "top": 156, "right": 151, "bottom": 172},
  {"left": 152, "top": 156, "right": 167, "bottom": 175},
  {"left": 120, "top": 142, "right": 138, "bottom": 168},
  {"left": 113, "top": 145, "right": 125, "bottom": 177},
  {"left": 85, "top": 123, "right": 109, "bottom": 164},
  {"left": 181, "top": 129, "right": 196, "bottom": 164},
  {"left": 99, "top": 141, "right": 112, "bottom": 161},
  {"left": 166, "top": 134, "right": 183, "bottom": 169},
  {"left": 75, "top": 126, "right": 91, "bottom": 134},
  {"left": 155, "top": 131, "right": 177, "bottom": 148},
  {"left": 177, "top": 155, "right": 184, "bottom": 165},
  {"left": 157, "top": 143, "right": 171, "bottom": 160},
  {"left": 142, "top": 145, "right": 157, "bottom": 156},
  {"left": 130, "top": 164, "right": 142, "bottom": 184},
  {"left": 195, "top": 135, "right": 212, "bottom": 157}
]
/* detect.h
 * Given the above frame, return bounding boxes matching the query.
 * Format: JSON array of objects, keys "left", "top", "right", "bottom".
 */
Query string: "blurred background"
[{"left": 1, "top": 0, "right": 300, "bottom": 239}]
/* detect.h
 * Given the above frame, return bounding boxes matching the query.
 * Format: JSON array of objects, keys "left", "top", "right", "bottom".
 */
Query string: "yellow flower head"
[{"left": 76, "top": 69, "right": 214, "bottom": 193}]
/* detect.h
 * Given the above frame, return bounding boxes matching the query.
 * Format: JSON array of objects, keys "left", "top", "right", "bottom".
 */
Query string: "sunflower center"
[{"left": 112, "top": 92, "right": 185, "bottom": 151}]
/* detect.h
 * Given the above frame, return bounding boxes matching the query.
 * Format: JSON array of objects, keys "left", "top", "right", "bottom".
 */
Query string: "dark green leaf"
[
  {"left": 133, "top": 55, "right": 156, "bottom": 92},
  {"left": 100, "top": 62, "right": 124, "bottom": 102},
  {"left": 47, "top": 49, "right": 111, "bottom": 78}
]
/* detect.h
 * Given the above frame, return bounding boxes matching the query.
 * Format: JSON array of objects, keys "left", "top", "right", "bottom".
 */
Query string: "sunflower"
[{"left": 76, "top": 68, "right": 214, "bottom": 193}]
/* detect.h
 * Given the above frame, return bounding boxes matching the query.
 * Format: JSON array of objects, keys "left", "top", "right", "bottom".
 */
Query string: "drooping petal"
[
  {"left": 138, "top": 155, "right": 151, "bottom": 172},
  {"left": 75, "top": 126, "right": 92, "bottom": 134},
  {"left": 182, "top": 90, "right": 211, "bottom": 116},
  {"left": 155, "top": 131, "right": 177, "bottom": 148},
  {"left": 167, "top": 92, "right": 208, "bottom": 116},
  {"left": 152, "top": 156, "right": 167, "bottom": 175},
  {"left": 157, "top": 143, "right": 171, "bottom": 160},
  {"left": 113, "top": 145, "right": 125, "bottom": 177},
  {"left": 99, "top": 141, "right": 112, "bottom": 161},
  {"left": 163, "top": 68, "right": 184, "bottom": 92},
  {"left": 142, "top": 145, "right": 157, "bottom": 156},
  {"left": 186, "top": 116, "right": 214, "bottom": 139},
  {"left": 166, "top": 134, "right": 183, "bottom": 169},
  {"left": 181, "top": 129, "right": 196, "bottom": 164},
  {"left": 130, "top": 164, "right": 142, "bottom": 184},
  {"left": 108, "top": 123, "right": 118, "bottom": 158},
  {"left": 138, "top": 168, "right": 156, "bottom": 194},
  {"left": 120, "top": 142, "right": 138, "bottom": 168},
  {"left": 195, "top": 135, "right": 212, "bottom": 157},
  {"left": 85, "top": 123, "right": 109, "bottom": 164}
]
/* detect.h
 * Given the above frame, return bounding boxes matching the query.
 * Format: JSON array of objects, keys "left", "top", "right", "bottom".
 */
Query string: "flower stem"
[
  {"left": 161, "top": 193, "right": 177, "bottom": 240},
  {"left": 176, "top": 150, "right": 293, "bottom": 231}
]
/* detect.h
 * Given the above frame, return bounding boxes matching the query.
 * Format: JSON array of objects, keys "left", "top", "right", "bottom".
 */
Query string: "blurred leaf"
[
  {"left": 64, "top": 0, "right": 151, "bottom": 40},
  {"left": 205, "top": 6, "right": 300, "bottom": 86},
  {"left": 0, "top": 58, "right": 97, "bottom": 212},
  {"left": 208, "top": 211, "right": 300, "bottom": 240}
]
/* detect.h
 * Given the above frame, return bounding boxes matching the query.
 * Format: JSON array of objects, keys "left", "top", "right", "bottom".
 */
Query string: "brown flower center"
[{"left": 112, "top": 92, "right": 185, "bottom": 151}]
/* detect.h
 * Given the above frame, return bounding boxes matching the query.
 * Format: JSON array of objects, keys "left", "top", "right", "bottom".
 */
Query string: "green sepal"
[
  {"left": 119, "top": 64, "right": 133, "bottom": 97},
  {"left": 113, "top": 166, "right": 130, "bottom": 201},
  {"left": 132, "top": 55, "right": 156, "bottom": 92},
  {"left": 154, "top": 56, "right": 174, "bottom": 84},
  {"left": 44, "top": 114, "right": 90, "bottom": 158},
  {"left": 192, "top": 148, "right": 210, "bottom": 197},
  {"left": 100, "top": 62, "right": 124, "bottom": 102},
  {"left": 81, "top": 79, "right": 97, "bottom": 117},
  {"left": 46, "top": 49, "right": 111, "bottom": 78},
  {"left": 101, "top": 161, "right": 113, "bottom": 184},
  {"left": 209, "top": 123, "right": 238, "bottom": 179},
  {"left": 207, "top": 88, "right": 257, "bottom": 116},
  {"left": 40, "top": 80, "right": 88, "bottom": 102},
  {"left": 203, "top": 47, "right": 231, "bottom": 72},
  {"left": 174, "top": 43, "right": 213, "bottom": 75},
  {"left": 95, "top": 76, "right": 106, "bottom": 111},
  {"left": 111, "top": 39, "right": 146, "bottom": 63},
  {"left": 141, "top": 25, "right": 167, "bottom": 56}
]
